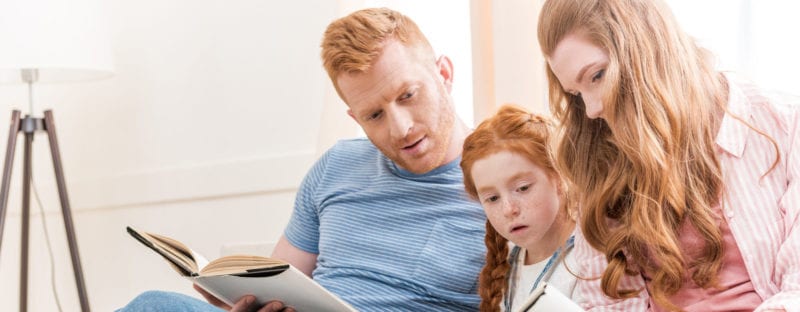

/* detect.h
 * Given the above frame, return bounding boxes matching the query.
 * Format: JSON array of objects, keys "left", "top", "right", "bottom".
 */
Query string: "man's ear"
[{"left": 436, "top": 55, "right": 454, "bottom": 93}]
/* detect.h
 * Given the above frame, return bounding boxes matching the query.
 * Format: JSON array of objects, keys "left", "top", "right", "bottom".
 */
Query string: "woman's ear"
[{"left": 555, "top": 177, "right": 578, "bottom": 221}]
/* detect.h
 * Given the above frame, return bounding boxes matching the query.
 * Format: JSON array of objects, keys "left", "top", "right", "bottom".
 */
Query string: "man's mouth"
[{"left": 401, "top": 137, "right": 425, "bottom": 151}]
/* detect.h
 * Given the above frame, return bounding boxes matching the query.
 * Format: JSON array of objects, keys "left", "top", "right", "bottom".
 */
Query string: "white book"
[
  {"left": 514, "top": 282, "right": 584, "bottom": 312},
  {"left": 127, "top": 226, "right": 356, "bottom": 312}
]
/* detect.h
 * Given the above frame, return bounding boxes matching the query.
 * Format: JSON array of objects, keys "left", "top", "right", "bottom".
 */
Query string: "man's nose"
[{"left": 388, "top": 107, "right": 413, "bottom": 140}]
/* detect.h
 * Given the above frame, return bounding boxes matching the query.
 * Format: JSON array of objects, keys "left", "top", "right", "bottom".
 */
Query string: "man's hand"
[{"left": 193, "top": 284, "right": 295, "bottom": 312}]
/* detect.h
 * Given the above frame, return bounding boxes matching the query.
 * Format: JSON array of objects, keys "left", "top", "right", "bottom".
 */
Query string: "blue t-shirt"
[{"left": 284, "top": 138, "right": 486, "bottom": 311}]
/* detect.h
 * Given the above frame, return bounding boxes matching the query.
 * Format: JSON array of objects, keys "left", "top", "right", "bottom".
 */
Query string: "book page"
[
  {"left": 200, "top": 255, "right": 287, "bottom": 276},
  {"left": 127, "top": 227, "right": 198, "bottom": 276},
  {"left": 129, "top": 226, "right": 354, "bottom": 311},
  {"left": 148, "top": 232, "right": 200, "bottom": 272}
]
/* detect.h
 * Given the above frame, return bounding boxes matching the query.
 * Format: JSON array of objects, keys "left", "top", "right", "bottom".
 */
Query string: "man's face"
[{"left": 337, "top": 40, "right": 457, "bottom": 174}]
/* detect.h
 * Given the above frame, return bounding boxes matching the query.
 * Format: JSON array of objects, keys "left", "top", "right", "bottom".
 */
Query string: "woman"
[
  {"left": 537, "top": 0, "right": 799, "bottom": 311},
  {"left": 461, "top": 105, "right": 579, "bottom": 311}
]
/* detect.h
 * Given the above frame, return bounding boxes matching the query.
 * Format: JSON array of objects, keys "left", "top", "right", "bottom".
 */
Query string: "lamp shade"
[{"left": 0, "top": 0, "right": 114, "bottom": 83}]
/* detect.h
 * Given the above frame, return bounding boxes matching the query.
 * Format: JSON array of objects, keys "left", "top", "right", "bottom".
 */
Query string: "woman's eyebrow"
[{"left": 575, "top": 61, "right": 600, "bottom": 83}]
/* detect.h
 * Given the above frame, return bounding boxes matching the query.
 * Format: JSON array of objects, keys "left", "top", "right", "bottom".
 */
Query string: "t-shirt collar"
[{"left": 390, "top": 156, "right": 462, "bottom": 179}]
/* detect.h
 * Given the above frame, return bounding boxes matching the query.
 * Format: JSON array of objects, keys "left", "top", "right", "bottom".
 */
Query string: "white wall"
[
  {"left": 667, "top": 0, "right": 800, "bottom": 94},
  {"left": 366, "top": 0, "right": 475, "bottom": 126},
  {"left": 489, "top": 0, "right": 547, "bottom": 116},
  {"left": 0, "top": 1, "right": 351, "bottom": 311},
  {"left": 470, "top": 0, "right": 548, "bottom": 122}
]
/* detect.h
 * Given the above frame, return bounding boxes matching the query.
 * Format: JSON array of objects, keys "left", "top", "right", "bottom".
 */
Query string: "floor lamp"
[{"left": 0, "top": 0, "right": 114, "bottom": 311}]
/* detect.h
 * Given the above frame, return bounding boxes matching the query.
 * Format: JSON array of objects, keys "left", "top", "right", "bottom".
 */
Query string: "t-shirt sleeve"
[{"left": 283, "top": 148, "right": 332, "bottom": 254}]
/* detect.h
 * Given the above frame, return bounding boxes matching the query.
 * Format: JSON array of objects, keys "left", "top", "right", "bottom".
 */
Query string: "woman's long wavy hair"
[
  {"left": 461, "top": 105, "right": 571, "bottom": 312},
  {"left": 537, "top": 0, "right": 732, "bottom": 310}
]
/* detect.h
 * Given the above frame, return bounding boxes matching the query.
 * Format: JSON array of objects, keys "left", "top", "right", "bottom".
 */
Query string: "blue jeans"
[{"left": 116, "top": 291, "right": 224, "bottom": 312}]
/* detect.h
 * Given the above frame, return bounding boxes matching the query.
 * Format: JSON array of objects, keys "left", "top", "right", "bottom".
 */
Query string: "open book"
[
  {"left": 126, "top": 226, "right": 356, "bottom": 312},
  {"left": 514, "top": 282, "right": 584, "bottom": 312}
]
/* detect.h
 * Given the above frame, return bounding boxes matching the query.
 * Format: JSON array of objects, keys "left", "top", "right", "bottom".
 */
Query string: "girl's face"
[
  {"left": 547, "top": 32, "right": 610, "bottom": 119},
  {"left": 470, "top": 150, "right": 563, "bottom": 252}
]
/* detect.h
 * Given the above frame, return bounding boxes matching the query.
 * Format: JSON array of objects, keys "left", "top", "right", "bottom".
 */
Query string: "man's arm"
[{"left": 271, "top": 235, "right": 319, "bottom": 277}]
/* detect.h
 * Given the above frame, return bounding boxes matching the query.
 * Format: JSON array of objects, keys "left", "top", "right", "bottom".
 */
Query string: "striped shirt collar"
[
  {"left": 715, "top": 74, "right": 752, "bottom": 158},
  {"left": 389, "top": 155, "right": 463, "bottom": 179}
]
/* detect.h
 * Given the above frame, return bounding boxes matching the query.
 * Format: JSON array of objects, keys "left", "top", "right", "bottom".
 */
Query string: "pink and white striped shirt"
[{"left": 572, "top": 74, "right": 800, "bottom": 311}]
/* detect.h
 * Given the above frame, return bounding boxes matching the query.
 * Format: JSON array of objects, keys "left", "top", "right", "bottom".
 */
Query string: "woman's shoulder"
[{"left": 727, "top": 74, "right": 799, "bottom": 131}]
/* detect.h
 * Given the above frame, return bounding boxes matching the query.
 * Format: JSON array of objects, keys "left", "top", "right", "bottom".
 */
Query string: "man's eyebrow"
[
  {"left": 575, "top": 61, "right": 599, "bottom": 83},
  {"left": 380, "top": 82, "right": 414, "bottom": 103}
]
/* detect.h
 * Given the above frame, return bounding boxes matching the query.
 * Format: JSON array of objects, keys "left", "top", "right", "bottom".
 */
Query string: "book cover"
[{"left": 515, "top": 282, "right": 584, "bottom": 312}]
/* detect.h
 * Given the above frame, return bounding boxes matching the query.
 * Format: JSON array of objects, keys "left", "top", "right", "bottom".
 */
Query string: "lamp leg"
[
  {"left": 0, "top": 111, "right": 21, "bottom": 254},
  {"left": 0, "top": 110, "right": 91, "bottom": 312},
  {"left": 20, "top": 128, "right": 33, "bottom": 312},
  {"left": 43, "top": 110, "right": 90, "bottom": 312}
]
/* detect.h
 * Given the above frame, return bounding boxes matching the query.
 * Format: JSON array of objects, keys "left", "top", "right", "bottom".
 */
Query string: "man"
[{"left": 119, "top": 8, "right": 485, "bottom": 312}]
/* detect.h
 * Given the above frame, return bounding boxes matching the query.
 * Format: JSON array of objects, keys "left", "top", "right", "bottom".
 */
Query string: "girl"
[
  {"left": 537, "top": 0, "right": 799, "bottom": 311},
  {"left": 461, "top": 105, "right": 579, "bottom": 311}
]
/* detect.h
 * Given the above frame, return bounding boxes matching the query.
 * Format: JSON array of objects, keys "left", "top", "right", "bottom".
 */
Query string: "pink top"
[
  {"left": 572, "top": 74, "right": 800, "bottom": 311},
  {"left": 644, "top": 204, "right": 761, "bottom": 311}
]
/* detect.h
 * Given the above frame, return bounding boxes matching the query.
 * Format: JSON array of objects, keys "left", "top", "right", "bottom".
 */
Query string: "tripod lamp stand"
[{"left": 0, "top": 0, "right": 114, "bottom": 311}]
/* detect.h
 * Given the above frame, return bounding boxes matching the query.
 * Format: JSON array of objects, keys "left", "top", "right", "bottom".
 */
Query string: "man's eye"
[
  {"left": 591, "top": 69, "right": 605, "bottom": 83},
  {"left": 399, "top": 91, "right": 414, "bottom": 101}
]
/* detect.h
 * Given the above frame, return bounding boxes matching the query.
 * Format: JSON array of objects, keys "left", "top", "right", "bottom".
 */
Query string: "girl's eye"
[
  {"left": 591, "top": 69, "right": 605, "bottom": 83},
  {"left": 518, "top": 184, "right": 530, "bottom": 192},
  {"left": 485, "top": 195, "right": 499, "bottom": 203}
]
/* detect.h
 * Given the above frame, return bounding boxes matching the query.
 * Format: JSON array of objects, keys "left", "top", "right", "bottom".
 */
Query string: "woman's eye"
[
  {"left": 368, "top": 111, "right": 383, "bottom": 120},
  {"left": 591, "top": 69, "right": 605, "bottom": 83}
]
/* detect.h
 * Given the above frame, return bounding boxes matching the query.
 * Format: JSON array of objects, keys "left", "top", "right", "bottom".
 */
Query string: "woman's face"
[
  {"left": 470, "top": 150, "right": 563, "bottom": 252},
  {"left": 547, "top": 32, "right": 610, "bottom": 119}
]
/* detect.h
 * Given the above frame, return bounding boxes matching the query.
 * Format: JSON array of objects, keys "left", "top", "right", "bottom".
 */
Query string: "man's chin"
[
  {"left": 384, "top": 147, "right": 445, "bottom": 174},
  {"left": 395, "top": 158, "right": 437, "bottom": 175}
]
